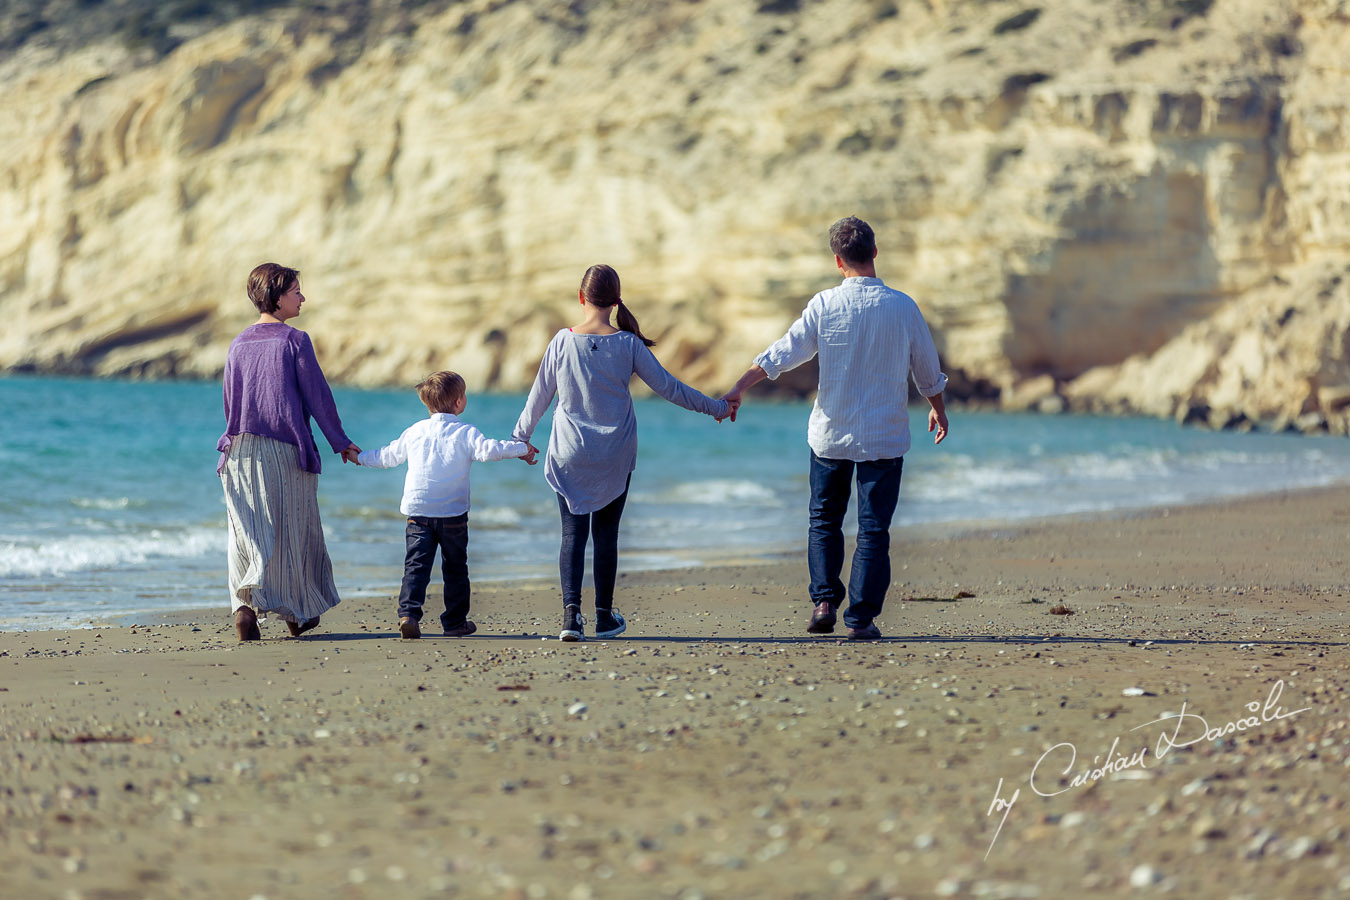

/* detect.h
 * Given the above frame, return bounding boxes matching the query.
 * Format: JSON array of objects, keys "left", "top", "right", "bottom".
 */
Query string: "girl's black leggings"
[{"left": 557, "top": 478, "right": 630, "bottom": 610}]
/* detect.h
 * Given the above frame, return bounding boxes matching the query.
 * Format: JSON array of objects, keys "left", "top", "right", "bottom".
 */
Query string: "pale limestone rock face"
[{"left": 0, "top": 0, "right": 1347, "bottom": 432}]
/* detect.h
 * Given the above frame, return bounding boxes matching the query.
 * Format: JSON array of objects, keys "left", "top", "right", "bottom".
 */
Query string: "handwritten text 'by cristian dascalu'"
[{"left": 983, "top": 679, "right": 1311, "bottom": 858}]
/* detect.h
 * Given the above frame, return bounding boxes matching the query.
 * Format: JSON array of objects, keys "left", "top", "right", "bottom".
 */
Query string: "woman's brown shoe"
[
  {"left": 287, "top": 616, "right": 320, "bottom": 637},
  {"left": 235, "top": 607, "right": 261, "bottom": 642}
]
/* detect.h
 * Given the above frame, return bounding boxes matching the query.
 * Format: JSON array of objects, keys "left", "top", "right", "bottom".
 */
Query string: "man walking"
[{"left": 722, "top": 216, "right": 948, "bottom": 639}]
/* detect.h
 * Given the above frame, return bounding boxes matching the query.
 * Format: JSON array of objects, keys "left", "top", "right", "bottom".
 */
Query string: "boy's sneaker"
[
  {"left": 442, "top": 620, "right": 477, "bottom": 637},
  {"left": 399, "top": 617, "right": 421, "bottom": 639},
  {"left": 560, "top": 605, "right": 585, "bottom": 642},
  {"left": 594, "top": 608, "right": 626, "bottom": 639}
]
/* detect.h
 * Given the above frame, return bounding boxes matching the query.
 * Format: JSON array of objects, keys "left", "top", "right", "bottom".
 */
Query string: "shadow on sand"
[{"left": 292, "top": 632, "right": 1346, "bottom": 648}]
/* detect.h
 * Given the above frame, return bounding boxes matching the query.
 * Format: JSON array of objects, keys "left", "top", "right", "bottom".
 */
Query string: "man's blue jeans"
[{"left": 807, "top": 450, "right": 904, "bottom": 629}]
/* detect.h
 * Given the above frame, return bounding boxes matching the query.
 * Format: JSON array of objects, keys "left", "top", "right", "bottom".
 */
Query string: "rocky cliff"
[{"left": 2, "top": 0, "right": 1348, "bottom": 431}]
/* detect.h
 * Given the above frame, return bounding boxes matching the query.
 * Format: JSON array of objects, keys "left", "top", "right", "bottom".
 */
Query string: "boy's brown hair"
[{"left": 416, "top": 371, "right": 466, "bottom": 414}]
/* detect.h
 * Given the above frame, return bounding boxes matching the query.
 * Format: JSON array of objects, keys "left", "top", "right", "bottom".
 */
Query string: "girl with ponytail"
[{"left": 513, "top": 265, "right": 731, "bottom": 641}]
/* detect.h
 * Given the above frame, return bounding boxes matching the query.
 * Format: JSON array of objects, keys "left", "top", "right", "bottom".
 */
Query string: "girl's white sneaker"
[{"left": 560, "top": 605, "right": 585, "bottom": 642}]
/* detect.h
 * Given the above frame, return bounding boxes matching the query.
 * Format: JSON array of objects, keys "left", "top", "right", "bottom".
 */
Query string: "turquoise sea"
[{"left": 3, "top": 374, "right": 1350, "bottom": 631}]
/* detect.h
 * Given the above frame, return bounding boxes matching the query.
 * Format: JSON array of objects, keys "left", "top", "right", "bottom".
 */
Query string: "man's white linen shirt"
[
  {"left": 754, "top": 276, "right": 948, "bottom": 462},
  {"left": 357, "top": 413, "right": 527, "bottom": 517}
]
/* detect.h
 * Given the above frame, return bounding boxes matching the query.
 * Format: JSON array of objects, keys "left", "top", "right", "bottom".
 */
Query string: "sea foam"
[{"left": 0, "top": 528, "right": 220, "bottom": 579}]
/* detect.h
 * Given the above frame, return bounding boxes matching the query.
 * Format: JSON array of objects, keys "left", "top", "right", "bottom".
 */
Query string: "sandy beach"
[{"left": 2, "top": 486, "right": 1347, "bottom": 900}]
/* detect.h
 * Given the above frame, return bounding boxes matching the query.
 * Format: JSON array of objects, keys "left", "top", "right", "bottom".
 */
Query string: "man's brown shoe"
[
  {"left": 846, "top": 623, "right": 883, "bottom": 640},
  {"left": 442, "top": 620, "right": 477, "bottom": 637},
  {"left": 806, "top": 601, "right": 837, "bottom": 634},
  {"left": 399, "top": 617, "right": 421, "bottom": 639}
]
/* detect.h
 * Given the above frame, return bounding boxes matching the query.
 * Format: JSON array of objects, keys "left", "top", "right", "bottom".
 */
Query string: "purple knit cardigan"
[{"left": 217, "top": 323, "right": 351, "bottom": 475}]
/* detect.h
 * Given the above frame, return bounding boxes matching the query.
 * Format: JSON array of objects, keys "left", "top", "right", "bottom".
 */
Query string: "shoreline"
[
  {"left": 2, "top": 485, "right": 1346, "bottom": 898},
  {"left": 85, "top": 480, "right": 1346, "bottom": 633},
  {"left": 12, "top": 376, "right": 1350, "bottom": 635}
]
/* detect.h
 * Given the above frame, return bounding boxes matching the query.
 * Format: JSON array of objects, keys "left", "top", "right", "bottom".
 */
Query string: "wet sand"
[{"left": 2, "top": 487, "right": 1347, "bottom": 899}]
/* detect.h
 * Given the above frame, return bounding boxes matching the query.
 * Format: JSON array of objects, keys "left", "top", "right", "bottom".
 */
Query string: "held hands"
[
  {"left": 718, "top": 366, "right": 764, "bottom": 423},
  {"left": 520, "top": 442, "right": 540, "bottom": 465},
  {"left": 340, "top": 443, "right": 362, "bottom": 464},
  {"left": 716, "top": 390, "right": 742, "bottom": 423},
  {"left": 928, "top": 409, "right": 948, "bottom": 445}
]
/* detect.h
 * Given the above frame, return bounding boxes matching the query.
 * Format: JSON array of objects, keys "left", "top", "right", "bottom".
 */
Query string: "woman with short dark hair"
[{"left": 217, "top": 263, "right": 361, "bottom": 640}]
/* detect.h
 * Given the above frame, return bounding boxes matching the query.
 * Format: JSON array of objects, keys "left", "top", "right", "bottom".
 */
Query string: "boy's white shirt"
[{"left": 357, "top": 413, "right": 528, "bottom": 517}]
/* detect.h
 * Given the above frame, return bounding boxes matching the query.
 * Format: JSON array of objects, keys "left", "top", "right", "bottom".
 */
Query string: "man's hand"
[
  {"left": 718, "top": 366, "right": 766, "bottom": 423},
  {"left": 341, "top": 443, "right": 362, "bottom": 464},
  {"left": 927, "top": 409, "right": 948, "bottom": 445},
  {"left": 521, "top": 442, "right": 540, "bottom": 465}
]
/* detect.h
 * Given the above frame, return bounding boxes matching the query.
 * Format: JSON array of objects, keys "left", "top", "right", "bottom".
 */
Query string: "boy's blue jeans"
[
  {"left": 807, "top": 451, "right": 904, "bottom": 629},
  {"left": 399, "top": 513, "right": 470, "bottom": 629}
]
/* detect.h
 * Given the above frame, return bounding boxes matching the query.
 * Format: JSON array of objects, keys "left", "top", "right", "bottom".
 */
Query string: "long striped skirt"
[{"left": 221, "top": 433, "right": 341, "bottom": 623}]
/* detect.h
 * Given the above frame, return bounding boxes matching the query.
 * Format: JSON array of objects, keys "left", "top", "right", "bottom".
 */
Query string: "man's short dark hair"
[{"left": 828, "top": 217, "right": 876, "bottom": 266}]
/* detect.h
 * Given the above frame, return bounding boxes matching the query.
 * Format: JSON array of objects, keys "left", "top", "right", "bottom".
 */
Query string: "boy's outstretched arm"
[
  {"left": 470, "top": 430, "right": 535, "bottom": 464},
  {"left": 356, "top": 436, "right": 407, "bottom": 469}
]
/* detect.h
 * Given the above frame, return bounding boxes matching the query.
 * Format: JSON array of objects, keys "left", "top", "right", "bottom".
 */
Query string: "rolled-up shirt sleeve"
[
  {"left": 908, "top": 308, "right": 948, "bottom": 397},
  {"left": 753, "top": 301, "right": 820, "bottom": 380}
]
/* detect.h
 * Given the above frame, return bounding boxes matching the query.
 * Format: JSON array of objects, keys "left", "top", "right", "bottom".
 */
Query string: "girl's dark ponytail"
[
  {"left": 580, "top": 264, "right": 656, "bottom": 347},
  {"left": 615, "top": 301, "right": 655, "bottom": 347}
]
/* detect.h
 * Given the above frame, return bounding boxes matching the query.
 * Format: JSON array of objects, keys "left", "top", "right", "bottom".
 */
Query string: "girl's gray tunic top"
[{"left": 513, "top": 329, "right": 729, "bottom": 515}]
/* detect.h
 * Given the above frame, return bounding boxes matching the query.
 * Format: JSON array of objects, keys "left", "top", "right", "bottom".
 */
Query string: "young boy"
[{"left": 357, "top": 371, "right": 536, "bottom": 638}]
